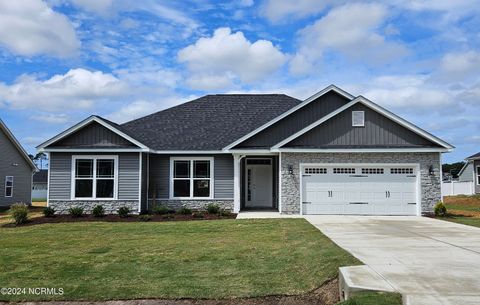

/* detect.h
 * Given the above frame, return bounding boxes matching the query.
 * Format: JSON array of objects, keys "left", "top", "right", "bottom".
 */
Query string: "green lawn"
[
  {"left": 338, "top": 292, "right": 402, "bottom": 305},
  {"left": 443, "top": 195, "right": 480, "bottom": 228},
  {"left": 0, "top": 218, "right": 359, "bottom": 301}
]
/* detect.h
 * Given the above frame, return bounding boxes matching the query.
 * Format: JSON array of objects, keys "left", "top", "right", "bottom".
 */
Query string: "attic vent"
[{"left": 352, "top": 111, "right": 365, "bottom": 127}]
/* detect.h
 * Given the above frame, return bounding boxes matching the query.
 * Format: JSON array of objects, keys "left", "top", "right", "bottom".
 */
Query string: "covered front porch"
[{"left": 233, "top": 154, "right": 280, "bottom": 213}]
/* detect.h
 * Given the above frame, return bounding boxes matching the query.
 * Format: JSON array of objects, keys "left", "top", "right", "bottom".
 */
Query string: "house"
[
  {"left": 32, "top": 169, "right": 48, "bottom": 200},
  {"left": 36, "top": 85, "right": 454, "bottom": 216},
  {"left": 0, "top": 119, "right": 38, "bottom": 208},
  {"left": 458, "top": 153, "right": 480, "bottom": 194}
]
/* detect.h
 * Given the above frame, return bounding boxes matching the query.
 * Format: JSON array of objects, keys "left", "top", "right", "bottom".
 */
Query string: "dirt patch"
[
  {"left": 32, "top": 201, "right": 48, "bottom": 207},
  {"left": 444, "top": 195, "right": 480, "bottom": 207},
  {"left": 1, "top": 213, "right": 237, "bottom": 227},
  {"left": 0, "top": 278, "right": 339, "bottom": 305},
  {"left": 448, "top": 209, "right": 480, "bottom": 218}
]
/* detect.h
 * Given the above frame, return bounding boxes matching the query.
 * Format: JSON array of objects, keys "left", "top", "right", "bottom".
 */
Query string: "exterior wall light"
[
  {"left": 429, "top": 165, "right": 435, "bottom": 176},
  {"left": 288, "top": 165, "right": 294, "bottom": 175}
]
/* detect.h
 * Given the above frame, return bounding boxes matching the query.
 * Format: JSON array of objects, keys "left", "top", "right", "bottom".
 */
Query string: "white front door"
[
  {"left": 245, "top": 159, "right": 273, "bottom": 208},
  {"left": 302, "top": 164, "right": 418, "bottom": 215}
]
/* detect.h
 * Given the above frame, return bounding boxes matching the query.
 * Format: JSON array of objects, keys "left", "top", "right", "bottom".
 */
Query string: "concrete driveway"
[{"left": 305, "top": 216, "right": 480, "bottom": 305}]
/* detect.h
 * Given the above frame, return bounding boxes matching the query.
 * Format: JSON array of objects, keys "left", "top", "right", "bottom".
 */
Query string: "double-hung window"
[
  {"left": 171, "top": 158, "right": 213, "bottom": 198},
  {"left": 5, "top": 176, "right": 13, "bottom": 197},
  {"left": 477, "top": 166, "right": 480, "bottom": 185},
  {"left": 72, "top": 156, "right": 118, "bottom": 199}
]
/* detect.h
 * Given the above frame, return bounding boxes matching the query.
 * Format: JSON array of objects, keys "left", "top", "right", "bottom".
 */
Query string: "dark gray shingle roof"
[
  {"left": 467, "top": 152, "right": 480, "bottom": 159},
  {"left": 121, "top": 94, "right": 301, "bottom": 150}
]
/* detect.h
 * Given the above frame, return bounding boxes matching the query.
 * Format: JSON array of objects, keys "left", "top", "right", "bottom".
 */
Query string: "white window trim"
[
  {"left": 477, "top": 166, "right": 480, "bottom": 185},
  {"left": 5, "top": 176, "right": 13, "bottom": 198},
  {"left": 169, "top": 157, "right": 214, "bottom": 199},
  {"left": 70, "top": 155, "right": 119, "bottom": 200},
  {"left": 352, "top": 110, "right": 365, "bottom": 127}
]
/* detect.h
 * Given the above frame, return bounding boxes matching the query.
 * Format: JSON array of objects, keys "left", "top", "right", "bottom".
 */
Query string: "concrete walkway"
[{"left": 305, "top": 216, "right": 480, "bottom": 305}]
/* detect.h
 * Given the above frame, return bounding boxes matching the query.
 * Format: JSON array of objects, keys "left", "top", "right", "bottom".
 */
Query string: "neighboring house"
[
  {"left": 459, "top": 153, "right": 480, "bottom": 194},
  {"left": 32, "top": 169, "right": 48, "bottom": 200},
  {"left": 37, "top": 85, "right": 454, "bottom": 216},
  {"left": 0, "top": 119, "right": 38, "bottom": 207}
]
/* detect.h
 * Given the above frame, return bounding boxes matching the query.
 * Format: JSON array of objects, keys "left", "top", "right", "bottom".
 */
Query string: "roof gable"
[
  {"left": 224, "top": 85, "right": 354, "bottom": 150},
  {"left": 37, "top": 116, "right": 148, "bottom": 151},
  {"left": 273, "top": 96, "right": 454, "bottom": 150},
  {"left": 467, "top": 152, "right": 480, "bottom": 160},
  {"left": 0, "top": 119, "right": 37, "bottom": 170}
]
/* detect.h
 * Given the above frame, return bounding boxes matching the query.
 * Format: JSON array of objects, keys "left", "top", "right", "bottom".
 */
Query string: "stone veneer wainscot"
[
  {"left": 280, "top": 152, "right": 441, "bottom": 215},
  {"left": 49, "top": 200, "right": 139, "bottom": 215},
  {"left": 150, "top": 200, "right": 234, "bottom": 212}
]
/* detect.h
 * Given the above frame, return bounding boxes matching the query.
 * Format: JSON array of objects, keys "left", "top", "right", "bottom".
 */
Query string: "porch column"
[{"left": 233, "top": 154, "right": 241, "bottom": 213}]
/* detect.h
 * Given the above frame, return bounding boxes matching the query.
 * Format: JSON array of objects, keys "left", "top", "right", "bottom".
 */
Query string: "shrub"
[
  {"left": 220, "top": 210, "right": 233, "bottom": 217},
  {"left": 118, "top": 206, "right": 130, "bottom": 218},
  {"left": 152, "top": 205, "right": 172, "bottom": 215},
  {"left": 10, "top": 203, "right": 28, "bottom": 225},
  {"left": 69, "top": 206, "right": 84, "bottom": 217},
  {"left": 162, "top": 214, "right": 175, "bottom": 220},
  {"left": 206, "top": 203, "right": 220, "bottom": 214},
  {"left": 43, "top": 207, "right": 55, "bottom": 217},
  {"left": 434, "top": 201, "right": 447, "bottom": 217},
  {"left": 177, "top": 207, "right": 192, "bottom": 215},
  {"left": 138, "top": 215, "right": 152, "bottom": 222},
  {"left": 92, "top": 205, "right": 105, "bottom": 217},
  {"left": 192, "top": 212, "right": 204, "bottom": 219}
]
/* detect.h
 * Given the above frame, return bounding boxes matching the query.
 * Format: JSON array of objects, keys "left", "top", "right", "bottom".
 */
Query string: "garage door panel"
[{"left": 302, "top": 164, "right": 418, "bottom": 216}]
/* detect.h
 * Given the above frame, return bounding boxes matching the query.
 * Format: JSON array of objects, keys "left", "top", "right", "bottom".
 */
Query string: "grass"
[
  {"left": 337, "top": 292, "right": 402, "bottom": 305},
  {"left": 442, "top": 195, "right": 480, "bottom": 228},
  {"left": 0, "top": 218, "right": 359, "bottom": 301}
]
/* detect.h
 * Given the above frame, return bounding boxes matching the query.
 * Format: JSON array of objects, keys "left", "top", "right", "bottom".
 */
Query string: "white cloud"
[
  {"left": 106, "top": 95, "right": 193, "bottom": 123},
  {"left": 261, "top": 0, "right": 335, "bottom": 22},
  {"left": 437, "top": 51, "right": 480, "bottom": 82},
  {"left": 32, "top": 113, "right": 70, "bottom": 124},
  {"left": 239, "top": 0, "right": 254, "bottom": 7},
  {"left": 358, "top": 75, "right": 455, "bottom": 111},
  {"left": 178, "top": 27, "right": 287, "bottom": 89},
  {"left": 0, "top": 0, "right": 79, "bottom": 57},
  {"left": 290, "top": 3, "right": 408, "bottom": 74},
  {"left": 0, "top": 68, "right": 127, "bottom": 111}
]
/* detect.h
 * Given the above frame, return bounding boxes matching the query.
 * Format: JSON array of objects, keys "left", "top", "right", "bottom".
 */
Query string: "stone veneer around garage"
[
  {"left": 149, "top": 200, "right": 234, "bottom": 212},
  {"left": 48, "top": 200, "right": 139, "bottom": 215},
  {"left": 280, "top": 152, "right": 441, "bottom": 215}
]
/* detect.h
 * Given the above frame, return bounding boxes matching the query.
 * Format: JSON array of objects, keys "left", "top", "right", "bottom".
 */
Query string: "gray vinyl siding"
[
  {"left": 475, "top": 160, "right": 480, "bottom": 194},
  {"left": 140, "top": 153, "right": 148, "bottom": 211},
  {"left": 458, "top": 162, "right": 474, "bottom": 182},
  {"left": 235, "top": 91, "right": 350, "bottom": 148},
  {"left": 148, "top": 154, "right": 234, "bottom": 199},
  {"left": 214, "top": 155, "right": 234, "bottom": 198},
  {"left": 48, "top": 152, "right": 140, "bottom": 200},
  {"left": 50, "top": 122, "right": 137, "bottom": 148},
  {"left": 0, "top": 128, "right": 33, "bottom": 206},
  {"left": 285, "top": 103, "right": 440, "bottom": 148}
]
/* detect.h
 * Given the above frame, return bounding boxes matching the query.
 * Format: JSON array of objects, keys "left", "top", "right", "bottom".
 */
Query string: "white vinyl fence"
[
  {"left": 32, "top": 189, "right": 48, "bottom": 200},
  {"left": 442, "top": 181, "right": 475, "bottom": 197}
]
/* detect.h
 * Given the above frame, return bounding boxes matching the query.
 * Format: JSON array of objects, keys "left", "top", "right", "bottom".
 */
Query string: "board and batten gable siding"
[
  {"left": 48, "top": 152, "right": 140, "bottom": 200},
  {"left": 235, "top": 91, "right": 350, "bottom": 148},
  {"left": 50, "top": 122, "right": 137, "bottom": 148},
  {"left": 0, "top": 128, "right": 33, "bottom": 206},
  {"left": 148, "top": 154, "right": 234, "bottom": 199},
  {"left": 285, "top": 103, "right": 440, "bottom": 148}
]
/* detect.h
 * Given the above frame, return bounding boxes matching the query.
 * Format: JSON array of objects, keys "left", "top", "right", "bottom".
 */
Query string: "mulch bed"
[
  {"left": 1, "top": 278, "right": 339, "bottom": 305},
  {"left": 2, "top": 213, "right": 237, "bottom": 227}
]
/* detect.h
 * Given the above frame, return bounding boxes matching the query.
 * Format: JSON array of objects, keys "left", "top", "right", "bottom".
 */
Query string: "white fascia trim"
[
  {"left": 457, "top": 161, "right": 471, "bottom": 177},
  {"left": 0, "top": 119, "right": 38, "bottom": 171},
  {"left": 273, "top": 148, "right": 449, "bottom": 153},
  {"left": 272, "top": 96, "right": 454, "bottom": 150},
  {"left": 39, "top": 148, "right": 148, "bottom": 153},
  {"left": 36, "top": 116, "right": 149, "bottom": 151},
  {"left": 222, "top": 85, "right": 355, "bottom": 151},
  {"left": 227, "top": 149, "right": 275, "bottom": 154}
]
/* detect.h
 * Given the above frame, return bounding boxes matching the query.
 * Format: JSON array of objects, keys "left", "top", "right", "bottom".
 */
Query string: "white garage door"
[{"left": 301, "top": 164, "right": 418, "bottom": 215}]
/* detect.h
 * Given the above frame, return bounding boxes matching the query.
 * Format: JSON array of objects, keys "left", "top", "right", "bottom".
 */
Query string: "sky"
[{"left": 0, "top": 0, "right": 479, "bottom": 163}]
